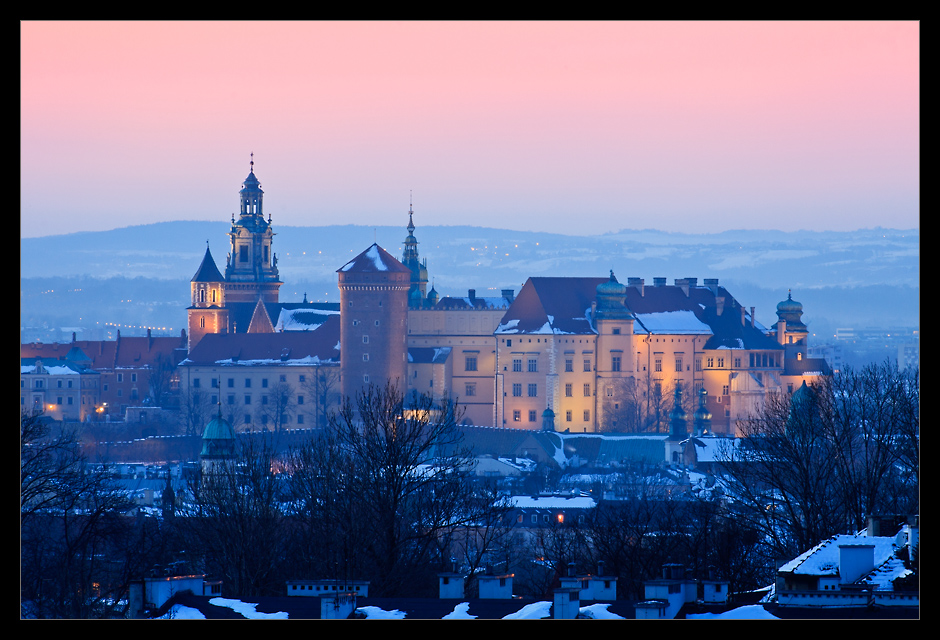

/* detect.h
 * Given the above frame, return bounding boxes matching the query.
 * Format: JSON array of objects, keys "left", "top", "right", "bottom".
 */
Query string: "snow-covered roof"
[
  {"left": 274, "top": 307, "right": 339, "bottom": 332},
  {"left": 339, "top": 243, "right": 410, "bottom": 274},
  {"left": 778, "top": 532, "right": 901, "bottom": 579},
  {"left": 634, "top": 310, "right": 713, "bottom": 335},
  {"left": 509, "top": 495, "right": 596, "bottom": 510}
]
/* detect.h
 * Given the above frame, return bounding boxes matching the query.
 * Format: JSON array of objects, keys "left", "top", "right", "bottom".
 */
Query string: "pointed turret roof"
[
  {"left": 338, "top": 243, "right": 411, "bottom": 274},
  {"left": 192, "top": 245, "right": 225, "bottom": 283}
]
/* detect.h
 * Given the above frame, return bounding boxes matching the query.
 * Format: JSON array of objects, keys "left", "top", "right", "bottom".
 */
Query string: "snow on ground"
[
  {"left": 359, "top": 605, "right": 406, "bottom": 619},
  {"left": 442, "top": 602, "right": 477, "bottom": 619},
  {"left": 158, "top": 604, "right": 206, "bottom": 619},
  {"left": 686, "top": 605, "right": 780, "bottom": 620},
  {"left": 502, "top": 601, "right": 553, "bottom": 619},
  {"left": 580, "top": 603, "right": 626, "bottom": 619},
  {"left": 209, "top": 597, "right": 289, "bottom": 619}
]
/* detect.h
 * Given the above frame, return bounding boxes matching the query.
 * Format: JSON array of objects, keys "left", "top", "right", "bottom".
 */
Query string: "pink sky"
[{"left": 21, "top": 21, "right": 919, "bottom": 238}]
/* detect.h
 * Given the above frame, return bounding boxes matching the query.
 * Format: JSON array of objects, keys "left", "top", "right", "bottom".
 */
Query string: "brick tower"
[{"left": 337, "top": 243, "right": 411, "bottom": 401}]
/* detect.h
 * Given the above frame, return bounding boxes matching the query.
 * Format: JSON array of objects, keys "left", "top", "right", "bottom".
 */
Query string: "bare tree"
[
  {"left": 178, "top": 388, "right": 210, "bottom": 437},
  {"left": 176, "top": 431, "right": 290, "bottom": 598},
  {"left": 300, "top": 364, "right": 340, "bottom": 428},
  {"left": 714, "top": 362, "right": 919, "bottom": 561},
  {"left": 21, "top": 412, "right": 144, "bottom": 618},
  {"left": 286, "top": 382, "right": 491, "bottom": 597},
  {"left": 601, "top": 374, "right": 691, "bottom": 434},
  {"left": 256, "top": 380, "right": 295, "bottom": 432},
  {"left": 147, "top": 352, "right": 178, "bottom": 408}
]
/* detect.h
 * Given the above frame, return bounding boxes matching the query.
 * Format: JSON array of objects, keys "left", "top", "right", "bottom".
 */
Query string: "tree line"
[{"left": 21, "top": 362, "right": 918, "bottom": 617}]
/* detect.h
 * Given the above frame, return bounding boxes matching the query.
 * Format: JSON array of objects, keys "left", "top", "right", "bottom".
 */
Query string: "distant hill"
[{"left": 20, "top": 222, "right": 919, "bottom": 340}]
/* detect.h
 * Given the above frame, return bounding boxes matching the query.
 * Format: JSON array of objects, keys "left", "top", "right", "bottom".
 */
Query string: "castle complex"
[{"left": 180, "top": 161, "right": 831, "bottom": 436}]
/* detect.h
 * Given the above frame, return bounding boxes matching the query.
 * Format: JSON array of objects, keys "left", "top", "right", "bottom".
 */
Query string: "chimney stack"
[
  {"left": 628, "top": 277, "right": 644, "bottom": 296},
  {"left": 675, "top": 278, "right": 690, "bottom": 297},
  {"left": 750, "top": 307, "right": 755, "bottom": 328}
]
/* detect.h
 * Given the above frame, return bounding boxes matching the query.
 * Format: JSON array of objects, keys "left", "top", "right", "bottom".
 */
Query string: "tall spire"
[{"left": 402, "top": 194, "right": 428, "bottom": 305}]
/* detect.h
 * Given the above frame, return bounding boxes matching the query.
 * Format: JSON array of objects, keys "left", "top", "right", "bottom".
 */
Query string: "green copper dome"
[{"left": 201, "top": 412, "right": 236, "bottom": 458}]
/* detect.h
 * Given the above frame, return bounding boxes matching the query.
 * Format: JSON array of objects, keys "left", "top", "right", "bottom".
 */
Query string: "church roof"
[
  {"left": 182, "top": 315, "right": 341, "bottom": 366},
  {"left": 225, "top": 301, "right": 340, "bottom": 335},
  {"left": 21, "top": 333, "right": 188, "bottom": 371},
  {"left": 496, "top": 277, "right": 605, "bottom": 335},
  {"left": 191, "top": 246, "right": 225, "bottom": 283},
  {"left": 338, "top": 243, "right": 411, "bottom": 274},
  {"left": 495, "top": 276, "right": 782, "bottom": 351}
]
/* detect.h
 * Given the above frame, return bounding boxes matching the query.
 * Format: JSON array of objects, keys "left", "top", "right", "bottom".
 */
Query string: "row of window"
[
  {"left": 511, "top": 408, "right": 591, "bottom": 423},
  {"left": 493, "top": 352, "right": 782, "bottom": 376},
  {"left": 194, "top": 374, "right": 305, "bottom": 389},
  {"left": 212, "top": 394, "right": 306, "bottom": 406},
  {"left": 516, "top": 512, "right": 585, "bottom": 525}
]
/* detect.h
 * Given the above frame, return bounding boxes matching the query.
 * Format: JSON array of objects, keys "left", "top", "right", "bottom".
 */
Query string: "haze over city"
[{"left": 21, "top": 20, "right": 919, "bottom": 239}]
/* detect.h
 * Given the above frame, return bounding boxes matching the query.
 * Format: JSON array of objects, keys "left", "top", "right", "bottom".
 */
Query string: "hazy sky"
[{"left": 21, "top": 21, "right": 919, "bottom": 239}]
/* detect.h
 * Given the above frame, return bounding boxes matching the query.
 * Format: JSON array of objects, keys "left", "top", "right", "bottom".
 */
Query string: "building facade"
[{"left": 178, "top": 163, "right": 829, "bottom": 437}]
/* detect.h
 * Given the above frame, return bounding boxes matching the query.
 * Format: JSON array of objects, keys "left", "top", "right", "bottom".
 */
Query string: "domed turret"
[
  {"left": 200, "top": 411, "right": 236, "bottom": 459},
  {"left": 776, "top": 290, "right": 806, "bottom": 329},
  {"left": 541, "top": 406, "right": 556, "bottom": 432},
  {"left": 668, "top": 385, "right": 688, "bottom": 441},
  {"left": 595, "top": 270, "right": 633, "bottom": 320},
  {"left": 692, "top": 387, "right": 712, "bottom": 436}
]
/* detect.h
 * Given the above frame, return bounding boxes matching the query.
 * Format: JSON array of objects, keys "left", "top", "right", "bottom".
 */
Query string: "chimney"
[
  {"left": 750, "top": 307, "right": 755, "bottom": 328},
  {"left": 740, "top": 305, "right": 746, "bottom": 326},
  {"left": 501, "top": 288, "right": 514, "bottom": 303},
  {"left": 628, "top": 277, "right": 644, "bottom": 296},
  {"left": 653, "top": 277, "right": 666, "bottom": 287},
  {"left": 716, "top": 297, "right": 725, "bottom": 316},
  {"left": 468, "top": 289, "right": 476, "bottom": 303},
  {"left": 686, "top": 277, "right": 697, "bottom": 288},
  {"left": 839, "top": 544, "right": 875, "bottom": 584},
  {"left": 704, "top": 278, "right": 719, "bottom": 295},
  {"left": 675, "top": 278, "right": 690, "bottom": 297}
]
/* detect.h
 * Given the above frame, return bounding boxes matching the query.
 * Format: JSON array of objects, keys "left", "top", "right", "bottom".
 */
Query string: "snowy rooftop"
[
  {"left": 509, "top": 495, "right": 596, "bottom": 510},
  {"left": 634, "top": 310, "right": 713, "bottom": 335},
  {"left": 778, "top": 531, "right": 904, "bottom": 583}
]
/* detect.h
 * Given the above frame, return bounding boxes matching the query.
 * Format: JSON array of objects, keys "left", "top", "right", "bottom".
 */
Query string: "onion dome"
[
  {"left": 200, "top": 411, "right": 236, "bottom": 459},
  {"left": 692, "top": 387, "right": 712, "bottom": 436},
  {"left": 776, "top": 289, "right": 806, "bottom": 327},
  {"left": 541, "top": 406, "right": 556, "bottom": 432},
  {"left": 668, "top": 385, "right": 688, "bottom": 440},
  {"left": 785, "top": 380, "right": 814, "bottom": 436},
  {"left": 596, "top": 270, "right": 633, "bottom": 320}
]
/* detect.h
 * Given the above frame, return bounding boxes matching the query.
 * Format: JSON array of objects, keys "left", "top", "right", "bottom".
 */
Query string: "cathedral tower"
[
  {"left": 223, "top": 155, "right": 282, "bottom": 304},
  {"left": 187, "top": 243, "right": 229, "bottom": 352},
  {"left": 401, "top": 200, "right": 429, "bottom": 307}
]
